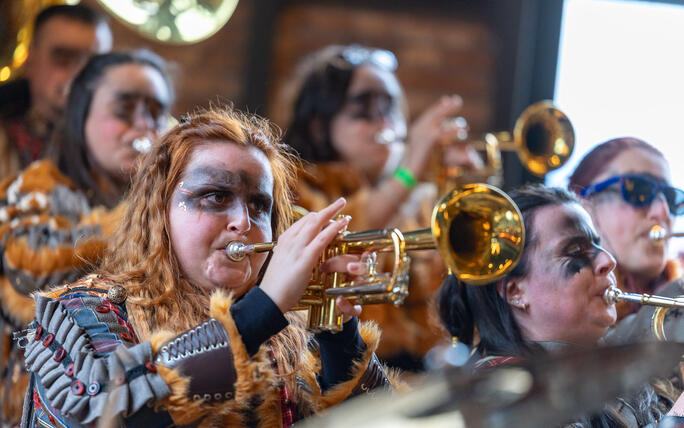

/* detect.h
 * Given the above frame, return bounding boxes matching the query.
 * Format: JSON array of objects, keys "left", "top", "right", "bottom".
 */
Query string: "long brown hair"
[
  {"left": 99, "top": 107, "right": 300, "bottom": 339},
  {"left": 51, "top": 49, "right": 174, "bottom": 208}
]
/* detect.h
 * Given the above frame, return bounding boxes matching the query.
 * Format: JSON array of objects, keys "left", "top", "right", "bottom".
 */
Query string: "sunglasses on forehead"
[
  {"left": 333, "top": 45, "right": 398, "bottom": 72},
  {"left": 580, "top": 174, "right": 684, "bottom": 216}
]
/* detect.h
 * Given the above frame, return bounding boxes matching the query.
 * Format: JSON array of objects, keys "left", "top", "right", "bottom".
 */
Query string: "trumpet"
[
  {"left": 436, "top": 100, "right": 575, "bottom": 191},
  {"left": 227, "top": 184, "right": 525, "bottom": 332},
  {"left": 604, "top": 286, "right": 684, "bottom": 340},
  {"left": 649, "top": 225, "right": 684, "bottom": 243}
]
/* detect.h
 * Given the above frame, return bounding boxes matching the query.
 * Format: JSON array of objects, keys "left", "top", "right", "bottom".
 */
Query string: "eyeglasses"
[
  {"left": 344, "top": 90, "right": 397, "bottom": 121},
  {"left": 335, "top": 45, "right": 398, "bottom": 72},
  {"left": 580, "top": 174, "right": 684, "bottom": 216}
]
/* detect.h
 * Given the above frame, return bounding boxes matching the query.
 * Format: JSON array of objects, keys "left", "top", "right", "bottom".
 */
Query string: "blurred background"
[{"left": 3, "top": 0, "right": 683, "bottom": 251}]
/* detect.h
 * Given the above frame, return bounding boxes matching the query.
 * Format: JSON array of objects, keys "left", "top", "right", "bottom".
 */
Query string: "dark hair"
[
  {"left": 568, "top": 137, "right": 665, "bottom": 194},
  {"left": 34, "top": 4, "right": 108, "bottom": 40},
  {"left": 283, "top": 44, "right": 401, "bottom": 162},
  {"left": 52, "top": 49, "right": 174, "bottom": 208},
  {"left": 438, "top": 185, "right": 578, "bottom": 358}
]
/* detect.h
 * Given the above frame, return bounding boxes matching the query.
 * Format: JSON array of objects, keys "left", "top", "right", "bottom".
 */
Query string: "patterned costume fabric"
[
  {"left": 295, "top": 162, "right": 446, "bottom": 367},
  {"left": 0, "top": 160, "right": 122, "bottom": 425},
  {"left": 19, "top": 275, "right": 395, "bottom": 427}
]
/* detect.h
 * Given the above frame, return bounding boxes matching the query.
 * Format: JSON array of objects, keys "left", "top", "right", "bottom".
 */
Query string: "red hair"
[{"left": 99, "top": 107, "right": 300, "bottom": 338}]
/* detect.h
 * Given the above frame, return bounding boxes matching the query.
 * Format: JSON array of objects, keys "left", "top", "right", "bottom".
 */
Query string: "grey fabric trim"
[
  {"left": 23, "top": 295, "right": 170, "bottom": 424},
  {"left": 48, "top": 185, "right": 90, "bottom": 219}
]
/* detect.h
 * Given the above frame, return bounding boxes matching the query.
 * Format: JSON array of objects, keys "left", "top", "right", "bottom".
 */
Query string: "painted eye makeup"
[
  {"left": 175, "top": 167, "right": 272, "bottom": 221},
  {"left": 113, "top": 93, "right": 167, "bottom": 126},
  {"left": 560, "top": 236, "right": 603, "bottom": 277}
]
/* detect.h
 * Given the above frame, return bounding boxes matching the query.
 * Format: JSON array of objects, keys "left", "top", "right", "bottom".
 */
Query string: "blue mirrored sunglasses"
[{"left": 580, "top": 174, "right": 684, "bottom": 216}]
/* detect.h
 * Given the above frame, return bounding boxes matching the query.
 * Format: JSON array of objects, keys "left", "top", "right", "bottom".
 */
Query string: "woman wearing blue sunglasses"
[{"left": 569, "top": 137, "right": 683, "bottom": 321}]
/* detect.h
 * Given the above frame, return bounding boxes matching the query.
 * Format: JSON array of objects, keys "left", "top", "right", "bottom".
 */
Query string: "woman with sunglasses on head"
[
  {"left": 0, "top": 50, "right": 173, "bottom": 425},
  {"left": 279, "top": 44, "right": 483, "bottom": 371},
  {"left": 569, "top": 137, "right": 684, "bottom": 321},
  {"left": 439, "top": 185, "right": 684, "bottom": 427},
  {"left": 18, "top": 107, "right": 394, "bottom": 428}
]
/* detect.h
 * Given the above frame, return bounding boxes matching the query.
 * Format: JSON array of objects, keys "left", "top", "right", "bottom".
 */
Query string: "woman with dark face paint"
[
  {"left": 0, "top": 50, "right": 173, "bottom": 425},
  {"left": 279, "top": 44, "right": 484, "bottom": 371},
  {"left": 18, "top": 107, "right": 395, "bottom": 428},
  {"left": 438, "top": 185, "right": 684, "bottom": 427}
]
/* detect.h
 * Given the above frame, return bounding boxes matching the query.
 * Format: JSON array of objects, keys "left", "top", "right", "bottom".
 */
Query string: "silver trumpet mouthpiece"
[
  {"left": 132, "top": 137, "right": 152, "bottom": 153},
  {"left": 374, "top": 128, "right": 396, "bottom": 145},
  {"left": 225, "top": 241, "right": 275, "bottom": 261},
  {"left": 649, "top": 225, "right": 668, "bottom": 242},
  {"left": 603, "top": 285, "right": 621, "bottom": 305},
  {"left": 225, "top": 241, "right": 252, "bottom": 262}
]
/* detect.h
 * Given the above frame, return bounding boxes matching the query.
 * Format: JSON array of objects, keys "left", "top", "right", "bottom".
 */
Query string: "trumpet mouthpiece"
[
  {"left": 225, "top": 241, "right": 250, "bottom": 261},
  {"left": 604, "top": 285, "right": 621, "bottom": 305},
  {"left": 649, "top": 225, "right": 668, "bottom": 242},
  {"left": 132, "top": 137, "right": 152, "bottom": 153},
  {"left": 374, "top": 128, "right": 396, "bottom": 145}
]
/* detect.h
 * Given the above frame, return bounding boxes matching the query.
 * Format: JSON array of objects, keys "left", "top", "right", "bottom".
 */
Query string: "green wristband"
[{"left": 393, "top": 166, "right": 417, "bottom": 190}]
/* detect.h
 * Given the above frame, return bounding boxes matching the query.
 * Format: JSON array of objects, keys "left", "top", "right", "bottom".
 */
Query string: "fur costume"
[
  {"left": 0, "top": 160, "right": 122, "bottom": 425},
  {"left": 20, "top": 274, "right": 399, "bottom": 427},
  {"left": 295, "top": 162, "right": 447, "bottom": 362}
]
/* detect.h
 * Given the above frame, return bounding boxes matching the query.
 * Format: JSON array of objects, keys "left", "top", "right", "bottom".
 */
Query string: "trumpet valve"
[{"left": 361, "top": 252, "right": 378, "bottom": 277}]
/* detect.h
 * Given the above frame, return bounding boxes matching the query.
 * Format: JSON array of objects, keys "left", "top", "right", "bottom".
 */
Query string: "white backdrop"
[{"left": 547, "top": 0, "right": 684, "bottom": 256}]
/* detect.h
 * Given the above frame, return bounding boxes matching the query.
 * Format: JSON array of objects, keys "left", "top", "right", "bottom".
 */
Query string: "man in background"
[{"left": 0, "top": 4, "right": 112, "bottom": 177}]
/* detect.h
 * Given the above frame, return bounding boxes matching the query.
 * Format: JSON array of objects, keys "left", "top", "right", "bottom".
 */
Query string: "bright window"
[{"left": 548, "top": 0, "right": 684, "bottom": 256}]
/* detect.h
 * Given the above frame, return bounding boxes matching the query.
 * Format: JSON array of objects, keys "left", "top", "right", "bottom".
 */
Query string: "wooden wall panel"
[{"left": 266, "top": 4, "right": 499, "bottom": 136}]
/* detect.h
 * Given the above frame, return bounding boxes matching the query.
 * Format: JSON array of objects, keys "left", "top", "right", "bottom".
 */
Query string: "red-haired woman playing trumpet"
[{"left": 18, "top": 107, "right": 395, "bottom": 427}]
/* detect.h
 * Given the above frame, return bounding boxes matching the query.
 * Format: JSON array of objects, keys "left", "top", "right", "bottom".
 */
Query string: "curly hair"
[{"left": 99, "top": 106, "right": 300, "bottom": 338}]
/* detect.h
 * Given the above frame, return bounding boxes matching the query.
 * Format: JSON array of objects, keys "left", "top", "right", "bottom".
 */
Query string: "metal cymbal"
[{"left": 302, "top": 342, "right": 684, "bottom": 428}]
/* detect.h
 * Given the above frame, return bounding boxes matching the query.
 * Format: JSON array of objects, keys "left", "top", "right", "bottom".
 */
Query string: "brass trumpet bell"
[
  {"left": 227, "top": 183, "right": 525, "bottom": 331},
  {"left": 508, "top": 100, "right": 575, "bottom": 176},
  {"left": 433, "top": 183, "right": 525, "bottom": 285}
]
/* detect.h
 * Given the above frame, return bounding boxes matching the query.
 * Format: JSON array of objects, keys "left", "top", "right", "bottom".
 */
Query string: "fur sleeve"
[
  {"left": 151, "top": 290, "right": 280, "bottom": 427},
  {"left": 313, "top": 321, "right": 404, "bottom": 410}
]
